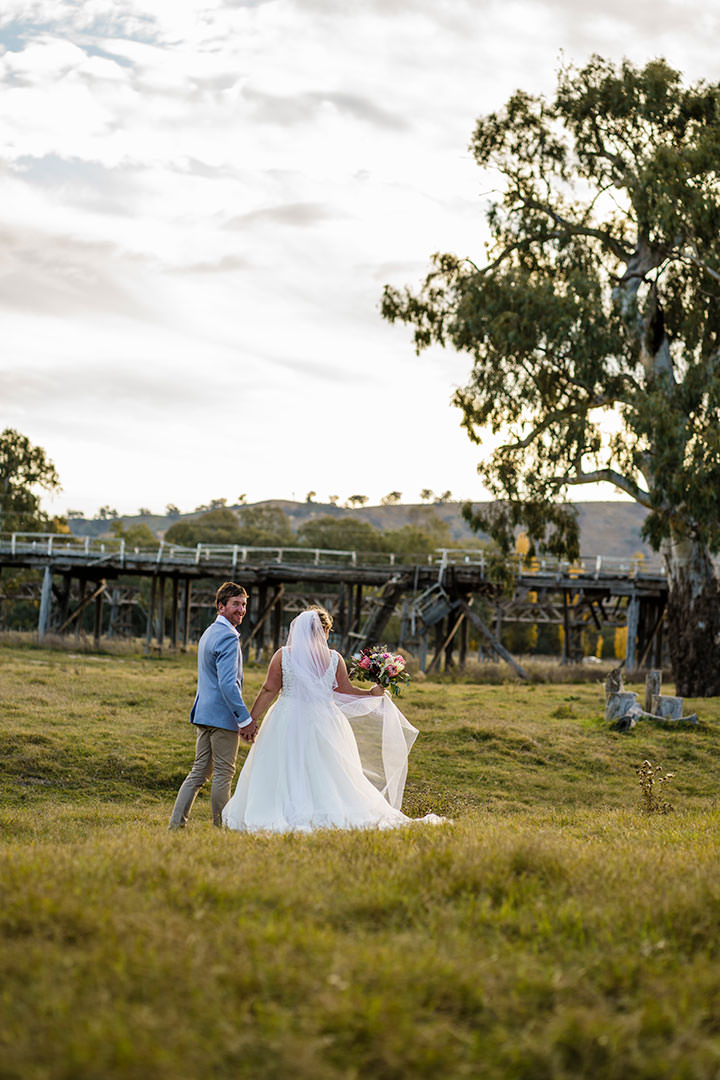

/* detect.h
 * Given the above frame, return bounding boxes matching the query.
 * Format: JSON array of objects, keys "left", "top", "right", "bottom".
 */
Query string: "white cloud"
[{"left": 0, "top": 0, "right": 717, "bottom": 516}]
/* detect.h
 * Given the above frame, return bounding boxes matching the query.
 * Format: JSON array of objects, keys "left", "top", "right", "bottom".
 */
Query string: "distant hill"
[{"left": 68, "top": 499, "right": 652, "bottom": 560}]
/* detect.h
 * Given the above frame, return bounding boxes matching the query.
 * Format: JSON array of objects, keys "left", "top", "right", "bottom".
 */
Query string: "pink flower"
[
  {"left": 386, "top": 664, "right": 398, "bottom": 677},
  {"left": 359, "top": 656, "right": 371, "bottom": 669}
]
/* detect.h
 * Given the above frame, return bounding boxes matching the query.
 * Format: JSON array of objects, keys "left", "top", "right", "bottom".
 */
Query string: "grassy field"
[{"left": 2, "top": 642, "right": 720, "bottom": 1079}]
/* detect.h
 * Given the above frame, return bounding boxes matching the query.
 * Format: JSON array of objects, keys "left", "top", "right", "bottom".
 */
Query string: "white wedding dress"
[{"left": 222, "top": 614, "right": 443, "bottom": 833}]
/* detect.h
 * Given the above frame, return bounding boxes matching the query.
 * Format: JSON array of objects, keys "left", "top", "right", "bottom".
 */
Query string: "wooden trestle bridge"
[{"left": 0, "top": 533, "right": 669, "bottom": 676}]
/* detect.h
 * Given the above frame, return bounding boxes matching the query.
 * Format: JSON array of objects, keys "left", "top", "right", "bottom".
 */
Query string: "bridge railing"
[
  {"left": 0, "top": 534, "right": 433, "bottom": 569},
  {"left": 0, "top": 533, "right": 668, "bottom": 577},
  {"left": 434, "top": 549, "right": 667, "bottom": 577}
]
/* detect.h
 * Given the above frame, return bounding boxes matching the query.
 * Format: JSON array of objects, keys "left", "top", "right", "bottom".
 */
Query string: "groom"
[{"left": 168, "top": 581, "right": 258, "bottom": 829}]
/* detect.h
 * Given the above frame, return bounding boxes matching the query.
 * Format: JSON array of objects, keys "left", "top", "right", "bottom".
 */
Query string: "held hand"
[
  {"left": 240, "top": 718, "right": 259, "bottom": 742},
  {"left": 369, "top": 684, "right": 385, "bottom": 697}
]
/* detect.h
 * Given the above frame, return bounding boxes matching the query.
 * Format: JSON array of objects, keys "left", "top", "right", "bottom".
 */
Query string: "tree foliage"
[
  {"left": 165, "top": 506, "right": 295, "bottom": 548},
  {"left": 110, "top": 520, "right": 158, "bottom": 548},
  {"left": 297, "top": 516, "right": 386, "bottom": 552},
  {"left": 0, "top": 429, "right": 62, "bottom": 533},
  {"left": 382, "top": 56, "right": 720, "bottom": 560}
]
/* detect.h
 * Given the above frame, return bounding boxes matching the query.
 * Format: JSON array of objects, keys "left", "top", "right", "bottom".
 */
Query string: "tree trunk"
[{"left": 665, "top": 536, "right": 720, "bottom": 697}]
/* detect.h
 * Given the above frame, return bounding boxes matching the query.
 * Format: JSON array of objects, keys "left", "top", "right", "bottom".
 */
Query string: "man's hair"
[{"left": 215, "top": 581, "right": 248, "bottom": 609}]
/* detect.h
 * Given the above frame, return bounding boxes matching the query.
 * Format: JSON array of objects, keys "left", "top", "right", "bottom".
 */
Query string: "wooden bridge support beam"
[
  {"left": 75, "top": 578, "right": 87, "bottom": 640},
  {"left": 561, "top": 590, "right": 570, "bottom": 663},
  {"left": 93, "top": 587, "right": 104, "bottom": 648},
  {"left": 418, "top": 628, "right": 428, "bottom": 672},
  {"left": 625, "top": 594, "right": 640, "bottom": 671},
  {"left": 56, "top": 579, "right": 107, "bottom": 637},
  {"left": 459, "top": 600, "right": 530, "bottom": 681},
  {"left": 108, "top": 587, "right": 120, "bottom": 638},
  {"left": 170, "top": 577, "right": 179, "bottom": 650},
  {"left": 157, "top": 574, "right": 166, "bottom": 652},
  {"left": 182, "top": 579, "right": 192, "bottom": 649},
  {"left": 57, "top": 572, "right": 72, "bottom": 632},
  {"left": 458, "top": 601, "right": 469, "bottom": 671},
  {"left": 145, "top": 576, "right": 157, "bottom": 654},
  {"left": 38, "top": 566, "right": 52, "bottom": 639},
  {"left": 272, "top": 585, "right": 284, "bottom": 651},
  {"left": 255, "top": 582, "right": 268, "bottom": 659}
]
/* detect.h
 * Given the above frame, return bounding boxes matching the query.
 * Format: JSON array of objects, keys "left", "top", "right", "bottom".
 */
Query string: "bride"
[{"left": 222, "top": 607, "right": 443, "bottom": 833}]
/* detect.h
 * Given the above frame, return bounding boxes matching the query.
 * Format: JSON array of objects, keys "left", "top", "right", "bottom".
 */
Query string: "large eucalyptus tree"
[{"left": 382, "top": 57, "right": 720, "bottom": 695}]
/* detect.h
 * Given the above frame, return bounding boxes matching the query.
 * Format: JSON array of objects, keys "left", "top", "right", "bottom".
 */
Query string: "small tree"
[
  {"left": 381, "top": 491, "right": 402, "bottom": 505},
  {"left": 419, "top": 489, "right": 435, "bottom": 503},
  {"left": 0, "top": 429, "right": 61, "bottom": 533},
  {"left": 346, "top": 494, "right": 369, "bottom": 508},
  {"left": 382, "top": 56, "right": 720, "bottom": 696},
  {"left": 111, "top": 519, "right": 157, "bottom": 547},
  {"left": 298, "top": 516, "right": 385, "bottom": 552}
]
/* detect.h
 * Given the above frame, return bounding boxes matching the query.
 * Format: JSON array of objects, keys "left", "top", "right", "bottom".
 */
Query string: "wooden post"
[
  {"left": 645, "top": 670, "right": 662, "bottom": 713},
  {"left": 652, "top": 607, "right": 664, "bottom": 670},
  {"left": 255, "top": 582, "right": 267, "bottom": 660},
  {"left": 157, "top": 574, "right": 166, "bottom": 653},
  {"left": 170, "top": 577, "right": 179, "bottom": 650},
  {"left": 458, "top": 602, "right": 468, "bottom": 671},
  {"left": 182, "top": 579, "right": 192, "bottom": 648},
  {"left": 418, "top": 628, "right": 428, "bottom": 672},
  {"left": 458, "top": 600, "right": 530, "bottom": 681},
  {"left": 272, "top": 585, "right": 284, "bottom": 650},
  {"left": 625, "top": 594, "right": 639, "bottom": 672},
  {"left": 38, "top": 566, "right": 52, "bottom": 639},
  {"left": 353, "top": 583, "right": 363, "bottom": 640},
  {"left": 58, "top": 572, "right": 72, "bottom": 633},
  {"left": 75, "top": 578, "right": 87, "bottom": 639},
  {"left": 108, "top": 587, "right": 119, "bottom": 638},
  {"left": 433, "top": 620, "right": 444, "bottom": 670},
  {"left": 398, "top": 598, "right": 409, "bottom": 648},
  {"left": 444, "top": 610, "right": 457, "bottom": 670},
  {"left": 145, "top": 576, "right": 157, "bottom": 654},
  {"left": 93, "top": 587, "right": 104, "bottom": 648},
  {"left": 337, "top": 583, "right": 346, "bottom": 647},
  {"left": 427, "top": 611, "right": 466, "bottom": 674},
  {"left": 562, "top": 590, "right": 570, "bottom": 663}
]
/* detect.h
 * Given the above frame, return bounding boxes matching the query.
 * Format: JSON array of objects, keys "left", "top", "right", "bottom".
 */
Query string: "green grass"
[{"left": 2, "top": 643, "right": 720, "bottom": 1079}]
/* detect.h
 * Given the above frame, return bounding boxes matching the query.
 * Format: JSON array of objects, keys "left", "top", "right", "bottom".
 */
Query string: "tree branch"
[
  {"left": 680, "top": 249, "right": 720, "bottom": 284},
  {"left": 519, "top": 197, "right": 632, "bottom": 262},
  {"left": 550, "top": 468, "right": 653, "bottom": 507}
]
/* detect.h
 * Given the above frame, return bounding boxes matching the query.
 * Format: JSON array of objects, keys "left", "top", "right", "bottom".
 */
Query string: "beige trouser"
[{"left": 169, "top": 725, "right": 240, "bottom": 828}]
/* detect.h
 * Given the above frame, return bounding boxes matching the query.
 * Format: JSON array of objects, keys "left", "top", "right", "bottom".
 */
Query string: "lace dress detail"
[{"left": 280, "top": 647, "right": 338, "bottom": 701}]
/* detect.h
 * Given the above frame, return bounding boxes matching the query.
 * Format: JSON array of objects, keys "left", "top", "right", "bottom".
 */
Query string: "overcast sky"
[{"left": 2, "top": 0, "right": 718, "bottom": 518}]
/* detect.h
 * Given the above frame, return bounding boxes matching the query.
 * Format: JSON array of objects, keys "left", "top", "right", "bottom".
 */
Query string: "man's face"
[{"left": 218, "top": 594, "right": 247, "bottom": 627}]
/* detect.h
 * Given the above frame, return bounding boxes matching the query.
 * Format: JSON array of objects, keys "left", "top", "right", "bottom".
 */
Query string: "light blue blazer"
[{"left": 190, "top": 616, "right": 252, "bottom": 732}]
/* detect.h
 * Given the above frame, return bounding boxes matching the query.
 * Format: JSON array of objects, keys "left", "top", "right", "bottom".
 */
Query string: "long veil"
[
  {"left": 284, "top": 611, "right": 418, "bottom": 810},
  {"left": 333, "top": 691, "right": 418, "bottom": 810},
  {"left": 284, "top": 611, "right": 335, "bottom": 701}
]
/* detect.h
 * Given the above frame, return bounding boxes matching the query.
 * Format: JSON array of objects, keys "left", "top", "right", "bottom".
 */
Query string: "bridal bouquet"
[{"left": 349, "top": 645, "right": 410, "bottom": 697}]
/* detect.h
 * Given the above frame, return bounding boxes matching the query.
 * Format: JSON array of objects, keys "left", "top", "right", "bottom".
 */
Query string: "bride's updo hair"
[{"left": 307, "top": 605, "right": 333, "bottom": 633}]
